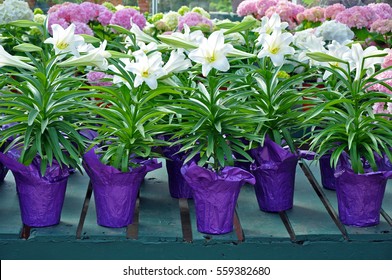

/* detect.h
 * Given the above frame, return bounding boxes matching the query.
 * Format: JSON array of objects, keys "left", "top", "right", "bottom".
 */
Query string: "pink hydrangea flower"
[
  {"left": 296, "top": 6, "right": 325, "bottom": 23},
  {"left": 47, "top": 2, "right": 113, "bottom": 34},
  {"left": 236, "top": 0, "right": 259, "bottom": 17},
  {"left": 368, "top": 70, "right": 392, "bottom": 95},
  {"left": 178, "top": 12, "right": 213, "bottom": 31},
  {"left": 382, "top": 51, "right": 392, "bottom": 69},
  {"left": 368, "top": 3, "right": 392, "bottom": 21},
  {"left": 372, "top": 102, "right": 392, "bottom": 115},
  {"left": 74, "top": 22, "right": 94, "bottom": 36},
  {"left": 370, "top": 19, "right": 392, "bottom": 35},
  {"left": 335, "top": 6, "right": 378, "bottom": 29},
  {"left": 87, "top": 71, "right": 113, "bottom": 87},
  {"left": 256, "top": 0, "right": 279, "bottom": 19},
  {"left": 324, "top": 3, "right": 345, "bottom": 20},
  {"left": 265, "top": 1, "right": 305, "bottom": 29},
  {"left": 110, "top": 8, "right": 146, "bottom": 30}
]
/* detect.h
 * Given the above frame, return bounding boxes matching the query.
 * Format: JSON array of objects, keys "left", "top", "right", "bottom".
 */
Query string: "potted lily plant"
[
  {"left": 230, "top": 13, "right": 314, "bottom": 213},
  {"left": 305, "top": 42, "right": 392, "bottom": 227},
  {"left": 0, "top": 20, "right": 111, "bottom": 227},
  {"left": 80, "top": 26, "right": 200, "bottom": 227},
  {"left": 159, "top": 27, "right": 257, "bottom": 234}
]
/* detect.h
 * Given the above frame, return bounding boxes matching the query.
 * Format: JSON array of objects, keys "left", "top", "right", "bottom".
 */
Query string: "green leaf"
[
  {"left": 306, "top": 52, "right": 347, "bottom": 64},
  {"left": 7, "top": 20, "right": 42, "bottom": 27},
  {"left": 107, "top": 50, "right": 134, "bottom": 59},
  {"left": 158, "top": 34, "right": 198, "bottom": 50},
  {"left": 13, "top": 43, "right": 43, "bottom": 53},
  {"left": 80, "top": 34, "right": 102, "bottom": 43},
  {"left": 27, "top": 109, "right": 39, "bottom": 126},
  {"left": 41, "top": 118, "right": 49, "bottom": 134},
  {"left": 223, "top": 19, "right": 256, "bottom": 35}
]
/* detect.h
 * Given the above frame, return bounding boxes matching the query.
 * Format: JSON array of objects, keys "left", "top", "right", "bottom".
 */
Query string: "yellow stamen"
[
  {"left": 207, "top": 55, "right": 216, "bottom": 63},
  {"left": 270, "top": 47, "right": 279, "bottom": 54},
  {"left": 56, "top": 41, "right": 69, "bottom": 50},
  {"left": 142, "top": 71, "right": 149, "bottom": 78}
]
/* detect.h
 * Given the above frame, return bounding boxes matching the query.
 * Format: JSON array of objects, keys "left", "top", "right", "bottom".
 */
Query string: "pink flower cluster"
[
  {"left": 372, "top": 102, "right": 392, "bottom": 115},
  {"left": 48, "top": 2, "right": 113, "bottom": 35},
  {"left": 110, "top": 8, "right": 146, "bottom": 30},
  {"left": 236, "top": 0, "right": 259, "bottom": 17},
  {"left": 368, "top": 70, "right": 392, "bottom": 95},
  {"left": 87, "top": 71, "right": 113, "bottom": 87},
  {"left": 297, "top": 6, "right": 325, "bottom": 23},
  {"left": 368, "top": 3, "right": 392, "bottom": 20},
  {"left": 324, "top": 4, "right": 345, "bottom": 20},
  {"left": 370, "top": 19, "right": 392, "bottom": 35},
  {"left": 237, "top": 0, "right": 303, "bottom": 29},
  {"left": 177, "top": 12, "right": 213, "bottom": 31},
  {"left": 383, "top": 51, "right": 392, "bottom": 69},
  {"left": 265, "top": 1, "right": 305, "bottom": 29}
]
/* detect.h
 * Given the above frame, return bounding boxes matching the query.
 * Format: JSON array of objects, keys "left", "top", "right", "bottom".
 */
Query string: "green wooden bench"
[{"left": 0, "top": 160, "right": 391, "bottom": 260}]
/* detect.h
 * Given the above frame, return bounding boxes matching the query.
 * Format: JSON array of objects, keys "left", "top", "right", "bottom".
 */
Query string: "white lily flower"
[
  {"left": 58, "top": 40, "right": 111, "bottom": 70},
  {"left": 132, "top": 42, "right": 159, "bottom": 59},
  {"left": 130, "top": 24, "right": 159, "bottom": 44},
  {"left": 255, "top": 13, "right": 289, "bottom": 37},
  {"left": 128, "top": 52, "right": 166, "bottom": 89},
  {"left": 257, "top": 29, "right": 295, "bottom": 67},
  {"left": 108, "top": 58, "right": 133, "bottom": 88},
  {"left": 322, "top": 41, "right": 351, "bottom": 80},
  {"left": 163, "top": 49, "right": 192, "bottom": 74},
  {"left": 350, "top": 43, "right": 386, "bottom": 81},
  {"left": 188, "top": 31, "right": 234, "bottom": 76},
  {"left": 0, "top": 45, "right": 36, "bottom": 70},
  {"left": 44, "top": 24, "right": 85, "bottom": 57}
]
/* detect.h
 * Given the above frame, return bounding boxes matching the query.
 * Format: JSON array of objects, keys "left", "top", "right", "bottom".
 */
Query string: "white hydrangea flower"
[
  {"left": 315, "top": 20, "right": 355, "bottom": 44},
  {"left": 0, "top": 0, "right": 34, "bottom": 24}
]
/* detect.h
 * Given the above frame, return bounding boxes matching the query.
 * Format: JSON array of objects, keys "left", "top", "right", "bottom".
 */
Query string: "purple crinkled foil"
[
  {"left": 181, "top": 162, "right": 255, "bottom": 234},
  {"left": 0, "top": 150, "right": 69, "bottom": 227},
  {"left": 83, "top": 148, "right": 161, "bottom": 228}
]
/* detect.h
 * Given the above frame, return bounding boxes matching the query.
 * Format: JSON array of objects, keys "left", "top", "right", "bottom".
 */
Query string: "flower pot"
[
  {"left": 161, "top": 142, "right": 194, "bottom": 199},
  {"left": 83, "top": 148, "right": 161, "bottom": 228},
  {"left": 250, "top": 137, "right": 298, "bottom": 212},
  {"left": 335, "top": 155, "right": 392, "bottom": 227},
  {"left": 319, "top": 154, "right": 336, "bottom": 190},
  {"left": 0, "top": 150, "right": 69, "bottom": 227},
  {"left": 166, "top": 158, "right": 193, "bottom": 199},
  {"left": 181, "top": 162, "right": 255, "bottom": 234}
]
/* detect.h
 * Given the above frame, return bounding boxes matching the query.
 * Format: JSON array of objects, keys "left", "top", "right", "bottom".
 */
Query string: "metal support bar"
[
  {"left": 233, "top": 209, "right": 245, "bottom": 243},
  {"left": 279, "top": 211, "right": 296, "bottom": 242},
  {"left": 126, "top": 193, "right": 140, "bottom": 240}
]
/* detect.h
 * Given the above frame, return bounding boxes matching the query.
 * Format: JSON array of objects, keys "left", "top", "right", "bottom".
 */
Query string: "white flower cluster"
[
  {"left": 0, "top": 0, "right": 34, "bottom": 24},
  {"left": 315, "top": 20, "right": 355, "bottom": 44}
]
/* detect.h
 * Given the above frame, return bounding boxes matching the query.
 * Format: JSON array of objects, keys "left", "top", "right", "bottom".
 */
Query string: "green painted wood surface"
[
  {"left": 0, "top": 172, "right": 21, "bottom": 238},
  {"left": 309, "top": 162, "right": 392, "bottom": 241},
  {"left": 285, "top": 163, "right": 343, "bottom": 241},
  {"left": 1, "top": 159, "right": 392, "bottom": 260}
]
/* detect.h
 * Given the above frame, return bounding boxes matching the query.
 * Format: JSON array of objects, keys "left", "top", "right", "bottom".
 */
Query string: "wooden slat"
[
  {"left": 299, "top": 160, "right": 349, "bottom": 240},
  {"left": 76, "top": 181, "right": 93, "bottom": 239},
  {"left": 179, "top": 198, "right": 193, "bottom": 242},
  {"left": 20, "top": 224, "right": 31, "bottom": 239},
  {"left": 126, "top": 196, "right": 140, "bottom": 240},
  {"left": 233, "top": 209, "right": 244, "bottom": 243},
  {"left": 279, "top": 211, "right": 296, "bottom": 242},
  {"left": 380, "top": 208, "right": 392, "bottom": 227}
]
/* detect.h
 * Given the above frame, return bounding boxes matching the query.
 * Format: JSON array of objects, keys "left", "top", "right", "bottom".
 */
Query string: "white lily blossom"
[
  {"left": 350, "top": 43, "right": 387, "bottom": 80},
  {"left": 130, "top": 24, "right": 159, "bottom": 44},
  {"left": 295, "top": 34, "right": 326, "bottom": 66},
  {"left": 322, "top": 41, "right": 351, "bottom": 80},
  {"left": 0, "top": 45, "right": 36, "bottom": 70},
  {"left": 44, "top": 24, "right": 85, "bottom": 57},
  {"left": 108, "top": 58, "right": 133, "bottom": 88},
  {"left": 163, "top": 49, "right": 192, "bottom": 74},
  {"left": 132, "top": 42, "right": 159, "bottom": 59},
  {"left": 257, "top": 29, "right": 295, "bottom": 67},
  {"left": 255, "top": 13, "right": 289, "bottom": 38},
  {"left": 128, "top": 52, "right": 166, "bottom": 89},
  {"left": 188, "top": 31, "right": 234, "bottom": 76},
  {"left": 58, "top": 40, "right": 111, "bottom": 70}
]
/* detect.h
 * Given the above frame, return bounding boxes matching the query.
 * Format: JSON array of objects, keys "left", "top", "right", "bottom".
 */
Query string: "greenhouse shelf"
[{"left": 0, "top": 160, "right": 391, "bottom": 260}]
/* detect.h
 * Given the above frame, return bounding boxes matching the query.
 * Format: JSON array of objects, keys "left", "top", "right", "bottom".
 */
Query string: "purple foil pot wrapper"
[
  {"left": 334, "top": 154, "right": 392, "bottom": 227},
  {"left": 319, "top": 154, "right": 336, "bottom": 191},
  {"left": 181, "top": 162, "right": 255, "bottom": 234},
  {"left": 0, "top": 150, "right": 69, "bottom": 227},
  {"left": 250, "top": 138, "right": 298, "bottom": 212},
  {"left": 162, "top": 143, "right": 193, "bottom": 199},
  {"left": 83, "top": 148, "right": 161, "bottom": 228}
]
